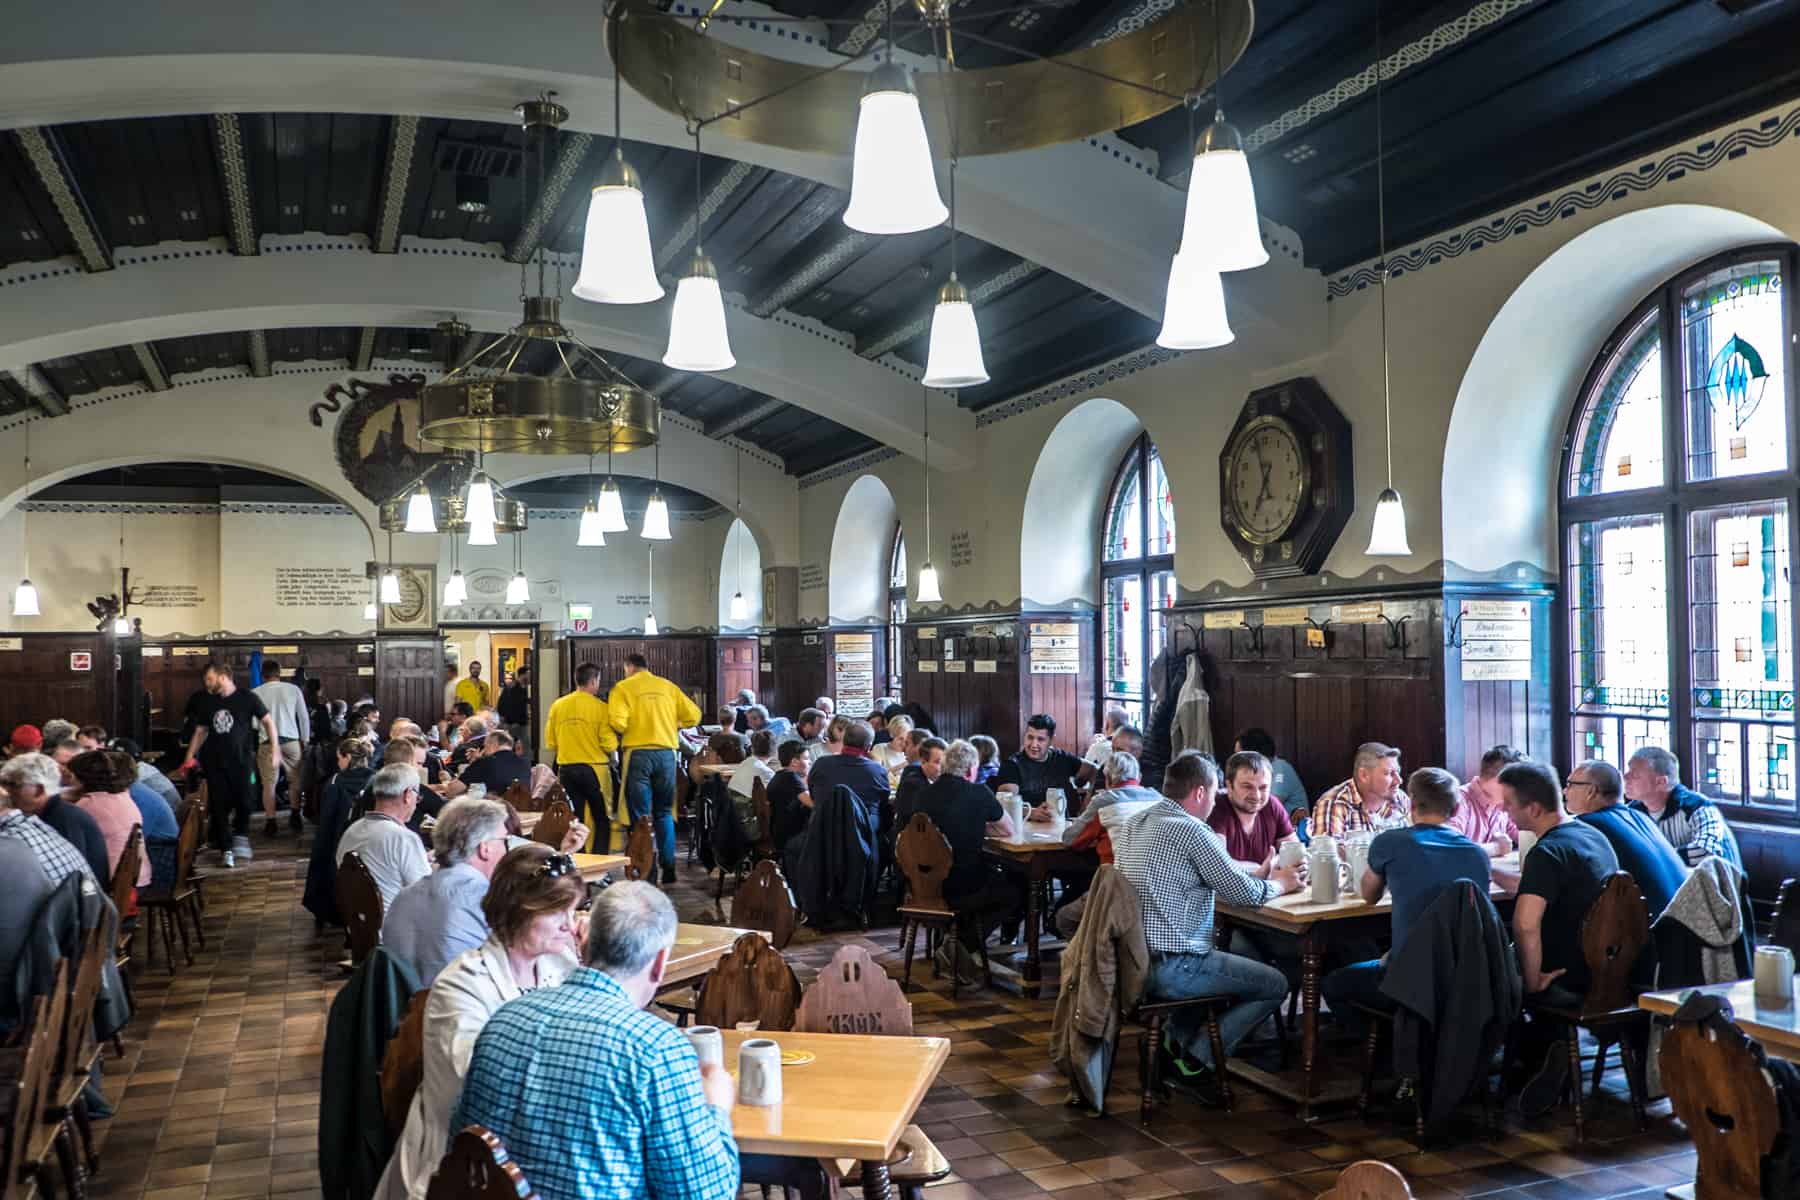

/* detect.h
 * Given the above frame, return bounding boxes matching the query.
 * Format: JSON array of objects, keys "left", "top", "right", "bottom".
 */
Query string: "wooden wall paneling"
[
  {"left": 1018, "top": 612, "right": 1091, "bottom": 757},
  {"left": 142, "top": 637, "right": 375, "bottom": 738},
  {"left": 375, "top": 637, "right": 445, "bottom": 727},
  {"left": 1441, "top": 590, "right": 1555, "bottom": 778},
  {"left": 560, "top": 635, "right": 711, "bottom": 710},
  {"left": 716, "top": 637, "right": 758, "bottom": 710},
  {"left": 768, "top": 632, "right": 827, "bottom": 721},
  {"left": 0, "top": 632, "right": 114, "bottom": 740}
]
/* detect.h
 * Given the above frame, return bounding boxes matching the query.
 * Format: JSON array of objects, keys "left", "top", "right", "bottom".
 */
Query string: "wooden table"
[
  {"left": 516, "top": 810, "right": 541, "bottom": 835},
  {"left": 1638, "top": 978, "right": 1800, "bottom": 1060},
  {"left": 721, "top": 1029, "right": 950, "bottom": 1200},
  {"left": 983, "top": 826, "right": 1096, "bottom": 998},
  {"left": 692, "top": 761, "right": 734, "bottom": 777},
  {"left": 572, "top": 852, "right": 630, "bottom": 882},
  {"left": 1216, "top": 881, "right": 1515, "bottom": 1120},
  {"left": 663, "top": 924, "right": 765, "bottom": 987}
]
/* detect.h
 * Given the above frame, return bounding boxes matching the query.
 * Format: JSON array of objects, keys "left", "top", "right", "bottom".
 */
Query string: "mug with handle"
[{"left": 738, "top": 1037, "right": 783, "bottom": 1107}]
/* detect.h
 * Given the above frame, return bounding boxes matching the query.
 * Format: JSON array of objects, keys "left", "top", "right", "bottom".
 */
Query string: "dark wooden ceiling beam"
[
  {"left": 7, "top": 367, "right": 68, "bottom": 417},
  {"left": 130, "top": 343, "right": 171, "bottom": 392},
  {"left": 11, "top": 127, "right": 111, "bottom": 272},
  {"left": 655, "top": 157, "right": 757, "bottom": 274},
  {"left": 507, "top": 130, "right": 595, "bottom": 264},
  {"left": 856, "top": 258, "right": 1041, "bottom": 359},
  {"left": 208, "top": 113, "right": 259, "bottom": 255},
  {"left": 747, "top": 228, "right": 875, "bottom": 317},
  {"left": 372, "top": 116, "right": 420, "bottom": 254},
  {"left": 705, "top": 397, "right": 787, "bottom": 439}
]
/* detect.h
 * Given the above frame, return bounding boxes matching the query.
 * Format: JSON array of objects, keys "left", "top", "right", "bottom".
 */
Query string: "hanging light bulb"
[
  {"left": 1156, "top": 252, "right": 1234, "bottom": 350},
  {"left": 13, "top": 442, "right": 38, "bottom": 618},
  {"left": 729, "top": 590, "right": 749, "bottom": 623},
  {"left": 597, "top": 478, "right": 628, "bottom": 532},
  {"left": 664, "top": 253, "right": 735, "bottom": 371},
  {"left": 922, "top": 276, "right": 989, "bottom": 388},
  {"left": 363, "top": 599, "right": 378, "bottom": 621},
  {"left": 915, "top": 386, "right": 942, "bottom": 604},
  {"left": 12, "top": 579, "right": 39, "bottom": 618},
  {"left": 1179, "top": 117, "right": 1266, "bottom": 273},
  {"left": 578, "top": 502, "right": 607, "bottom": 547},
  {"left": 466, "top": 472, "right": 498, "bottom": 546},
  {"left": 573, "top": 152, "right": 662, "bottom": 304},
  {"left": 506, "top": 571, "right": 531, "bottom": 603},
  {"left": 644, "top": 610, "right": 660, "bottom": 636},
  {"left": 916, "top": 562, "right": 943, "bottom": 604},
  {"left": 1362, "top": 8, "right": 1410, "bottom": 560},
  {"left": 844, "top": 62, "right": 946, "bottom": 235},
  {"left": 379, "top": 567, "right": 402, "bottom": 604},
  {"left": 113, "top": 615, "right": 133, "bottom": 637},
  {"left": 403, "top": 483, "right": 438, "bottom": 533},
  {"left": 1366, "top": 488, "right": 1411, "bottom": 556},
  {"left": 444, "top": 569, "right": 468, "bottom": 606},
  {"left": 641, "top": 490, "right": 672, "bottom": 540}
]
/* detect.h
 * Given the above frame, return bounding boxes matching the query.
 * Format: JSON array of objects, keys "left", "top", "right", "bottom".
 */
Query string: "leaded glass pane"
[
  {"left": 1567, "top": 311, "right": 1663, "bottom": 497},
  {"left": 1682, "top": 260, "right": 1787, "bottom": 481},
  {"left": 1568, "top": 514, "right": 1669, "bottom": 716},
  {"left": 1148, "top": 449, "right": 1176, "bottom": 557},
  {"left": 1688, "top": 500, "right": 1793, "bottom": 719},
  {"left": 889, "top": 530, "right": 907, "bottom": 589},
  {"left": 1103, "top": 574, "right": 1145, "bottom": 727},
  {"left": 1104, "top": 457, "right": 1143, "bottom": 562}
]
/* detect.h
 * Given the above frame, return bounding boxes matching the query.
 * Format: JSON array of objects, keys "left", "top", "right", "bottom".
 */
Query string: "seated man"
[
  {"left": 893, "top": 735, "right": 946, "bottom": 828},
  {"left": 446, "top": 729, "right": 532, "bottom": 798},
  {"left": 742, "top": 703, "right": 793, "bottom": 742},
  {"left": 805, "top": 719, "right": 889, "bottom": 822},
  {"left": 1232, "top": 729, "right": 1308, "bottom": 821},
  {"left": 767, "top": 739, "right": 812, "bottom": 859},
  {"left": 794, "top": 707, "right": 827, "bottom": 753},
  {"left": 728, "top": 729, "right": 777, "bottom": 799},
  {"left": 1111, "top": 751, "right": 1305, "bottom": 1097},
  {"left": 336, "top": 763, "right": 432, "bottom": 911},
  {"left": 1566, "top": 759, "right": 1686, "bottom": 920},
  {"left": 1052, "top": 750, "right": 1160, "bottom": 938},
  {"left": 1207, "top": 751, "right": 1299, "bottom": 875},
  {"left": 381, "top": 796, "right": 512, "bottom": 983},
  {"left": 995, "top": 713, "right": 1083, "bottom": 812},
  {"left": 455, "top": 881, "right": 739, "bottom": 1200},
  {"left": 1312, "top": 742, "right": 1411, "bottom": 839},
  {"left": 1448, "top": 745, "right": 1524, "bottom": 857},
  {"left": 913, "top": 739, "right": 1022, "bottom": 979},
  {"left": 1321, "top": 767, "right": 1491, "bottom": 1017},
  {"left": 1625, "top": 746, "right": 1743, "bottom": 869},
  {"left": 1495, "top": 759, "right": 1620, "bottom": 1116},
  {"left": 1084, "top": 707, "right": 1130, "bottom": 768},
  {"left": 1076, "top": 721, "right": 1144, "bottom": 790}
]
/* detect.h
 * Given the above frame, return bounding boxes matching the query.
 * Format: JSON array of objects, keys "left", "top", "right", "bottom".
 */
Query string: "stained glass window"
[
  {"left": 1102, "top": 435, "right": 1174, "bottom": 729},
  {"left": 1682, "top": 260, "right": 1787, "bottom": 482},
  {"left": 1104, "top": 456, "right": 1143, "bottom": 562},
  {"left": 1568, "top": 513, "right": 1669, "bottom": 719},
  {"left": 887, "top": 528, "right": 906, "bottom": 699},
  {"left": 1568, "top": 311, "right": 1663, "bottom": 497}
]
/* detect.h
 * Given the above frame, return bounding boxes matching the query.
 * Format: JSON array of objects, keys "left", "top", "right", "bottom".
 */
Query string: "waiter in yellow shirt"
[
  {"left": 454, "top": 660, "right": 492, "bottom": 712},
  {"left": 609, "top": 652, "right": 702, "bottom": 883},
  {"left": 543, "top": 662, "right": 617, "bottom": 845}
]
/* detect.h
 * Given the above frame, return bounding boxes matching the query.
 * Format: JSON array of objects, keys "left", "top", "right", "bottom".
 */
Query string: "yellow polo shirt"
[
  {"left": 608, "top": 670, "right": 702, "bottom": 750},
  {"left": 543, "top": 690, "right": 617, "bottom": 766},
  {"left": 454, "top": 677, "right": 491, "bottom": 711}
]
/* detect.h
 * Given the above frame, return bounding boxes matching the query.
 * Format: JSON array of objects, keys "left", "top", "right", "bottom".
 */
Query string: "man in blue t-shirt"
[
  {"left": 1321, "top": 767, "right": 1490, "bottom": 1018},
  {"left": 1566, "top": 759, "right": 1686, "bottom": 919}
]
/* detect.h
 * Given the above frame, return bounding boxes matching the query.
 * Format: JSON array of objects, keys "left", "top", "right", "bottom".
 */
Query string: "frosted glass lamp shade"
[
  {"left": 844, "top": 66, "right": 946, "bottom": 235},
  {"left": 113, "top": 615, "right": 134, "bottom": 636},
  {"left": 1156, "top": 254, "right": 1234, "bottom": 350},
  {"left": 443, "top": 570, "right": 468, "bottom": 606},
  {"left": 363, "top": 600, "right": 378, "bottom": 621},
  {"left": 922, "top": 278, "right": 989, "bottom": 388},
  {"left": 466, "top": 474, "right": 498, "bottom": 546},
  {"left": 729, "top": 590, "right": 749, "bottom": 622},
  {"left": 663, "top": 257, "right": 735, "bottom": 372},
  {"left": 641, "top": 490, "right": 672, "bottom": 540},
  {"left": 403, "top": 487, "right": 438, "bottom": 533},
  {"left": 643, "top": 611, "right": 659, "bottom": 637},
  {"left": 597, "top": 478, "right": 628, "bottom": 533},
  {"left": 1365, "top": 487, "right": 1413, "bottom": 557},
  {"left": 1179, "top": 118, "right": 1268, "bottom": 272},
  {"left": 379, "top": 569, "right": 402, "bottom": 604},
  {"left": 577, "top": 504, "right": 607, "bottom": 547},
  {"left": 506, "top": 572, "right": 530, "bottom": 604},
  {"left": 11, "top": 579, "right": 39, "bottom": 617},
  {"left": 916, "top": 562, "right": 942, "bottom": 604},
  {"left": 572, "top": 158, "right": 663, "bottom": 304}
]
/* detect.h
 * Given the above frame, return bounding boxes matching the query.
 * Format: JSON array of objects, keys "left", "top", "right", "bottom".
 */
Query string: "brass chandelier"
[
  {"left": 377, "top": 453, "right": 528, "bottom": 537},
  {"left": 418, "top": 96, "right": 661, "bottom": 456}
]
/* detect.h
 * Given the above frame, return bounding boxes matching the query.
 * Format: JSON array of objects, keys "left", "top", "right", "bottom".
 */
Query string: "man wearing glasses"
[
  {"left": 335, "top": 763, "right": 432, "bottom": 912},
  {"left": 1563, "top": 760, "right": 1687, "bottom": 920}
]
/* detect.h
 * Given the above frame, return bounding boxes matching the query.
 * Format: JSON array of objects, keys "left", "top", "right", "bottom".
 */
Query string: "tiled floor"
[{"left": 85, "top": 835, "right": 1699, "bottom": 1200}]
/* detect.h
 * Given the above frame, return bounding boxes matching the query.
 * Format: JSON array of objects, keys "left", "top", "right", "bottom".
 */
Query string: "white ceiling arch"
[
  {"left": 0, "top": 239, "right": 976, "bottom": 470},
  {"left": 0, "top": 0, "right": 1318, "bottom": 327}
]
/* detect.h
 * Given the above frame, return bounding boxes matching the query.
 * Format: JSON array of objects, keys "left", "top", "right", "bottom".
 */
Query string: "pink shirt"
[
  {"left": 77, "top": 789, "right": 150, "bottom": 887},
  {"left": 1449, "top": 779, "right": 1517, "bottom": 849}
]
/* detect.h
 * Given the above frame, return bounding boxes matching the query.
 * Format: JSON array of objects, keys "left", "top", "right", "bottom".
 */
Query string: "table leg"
[
  {"left": 860, "top": 1159, "right": 892, "bottom": 1200},
  {"left": 1299, "top": 927, "right": 1322, "bottom": 1122},
  {"left": 1022, "top": 862, "right": 1044, "bottom": 996}
]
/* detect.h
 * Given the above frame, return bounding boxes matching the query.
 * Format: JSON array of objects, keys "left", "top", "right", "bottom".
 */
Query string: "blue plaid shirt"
[{"left": 453, "top": 967, "right": 738, "bottom": 1200}]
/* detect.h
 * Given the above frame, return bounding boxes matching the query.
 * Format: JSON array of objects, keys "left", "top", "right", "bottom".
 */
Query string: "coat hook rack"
[
  {"left": 1378, "top": 612, "right": 1411, "bottom": 652},
  {"left": 1445, "top": 609, "right": 1465, "bottom": 649},
  {"left": 1237, "top": 621, "right": 1265, "bottom": 656}
]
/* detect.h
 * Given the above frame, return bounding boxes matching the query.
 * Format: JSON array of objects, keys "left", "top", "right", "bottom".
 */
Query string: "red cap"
[{"left": 9, "top": 724, "right": 42, "bottom": 751}]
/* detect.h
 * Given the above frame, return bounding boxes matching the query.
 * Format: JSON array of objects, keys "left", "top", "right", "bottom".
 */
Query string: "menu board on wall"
[
  {"left": 1459, "top": 599, "right": 1534, "bottom": 682},
  {"left": 1028, "top": 622, "right": 1082, "bottom": 675},
  {"left": 834, "top": 632, "right": 876, "bottom": 717}
]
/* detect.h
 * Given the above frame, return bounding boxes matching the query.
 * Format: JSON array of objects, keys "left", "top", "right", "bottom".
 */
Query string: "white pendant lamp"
[
  {"left": 403, "top": 484, "right": 438, "bottom": 533},
  {"left": 578, "top": 503, "right": 607, "bottom": 547},
  {"left": 379, "top": 567, "right": 402, "bottom": 604},
  {"left": 1363, "top": 7, "right": 1411, "bottom": 560},
  {"left": 1156, "top": 252, "right": 1234, "bottom": 350},
  {"left": 597, "top": 477, "right": 628, "bottom": 532},
  {"left": 915, "top": 387, "right": 943, "bottom": 604},
  {"left": 13, "top": 438, "right": 38, "bottom": 618},
  {"left": 641, "top": 490, "right": 672, "bottom": 540},
  {"left": 844, "top": 62, "right": 946, "bottom": 235},
  {"left": 730, "top": 590, "right": 749, "bottom": 623},
  {"left": 923, "top": 276, "right": 988, "bottom": 388},
  {"left": 444, "top": 569, "right": 468, "bottom": 606},
  {"left": 506, "top": 572, "right": 530, "bottom": 604},
  {"left": 664, "top": 129, "right": 735, "bottom": 371},
  {"left": 573, "top": 69, "right": 661, "bottom": 303},
  {"left": 465, "top": 471, "right": 498, "bottom": 546},
  {"left": 113, "top": 615, "right": 133, "bottom": 636},
  {"left": 916, "top": 562, "right": 943, "bottom": 604},
  {"left": 12, "top": 579, "right": 39, "bottom": 618},
  {"left": 1177, "top": 3, "right": 1267, "bottom": 273},
  {"left": 363, "top": 599, "right": 378, "bottom": 621},
  {"left": 644, "top": 611, "right": 660, "bottom": 636}
]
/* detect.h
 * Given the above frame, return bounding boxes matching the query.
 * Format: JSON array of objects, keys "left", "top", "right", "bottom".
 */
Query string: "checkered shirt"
[
  {"left": 1631, "top": 786, "right": 1742, "bottom": 869},
  {"left": 453, "top": 967, "right": 739, "bottom": 1200},
  {"left": 1311, "top": 779, "right": 1412, "bottom": 840},
  {"left": 0, "top": 808, "right": 96, "bottom": 887},
  {"left": 1110, "top": 799, "right": 1277, "bottom": 957}
]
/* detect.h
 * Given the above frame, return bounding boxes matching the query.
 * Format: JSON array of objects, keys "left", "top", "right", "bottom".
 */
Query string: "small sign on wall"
[
  {"left": 572, "top": 619, "right": 590, "bottom": 633},
  {"left": 918, "top": 661, "right": 938, "bottom": 673},
  {"left": 69, "top": 652, "right": 91, "bottom": 672},
  {"left": 945, "top": 660, "right": 967, "bottom": 673},
  {"left": 1202, "top": 611, "right": 1245, "bottom": 630},
  {"left": 1463, "top": 660, "right": 1530, "bottom": 682},
  {"left": 0, "top": 638, "right": 20, "bottom": 651}
]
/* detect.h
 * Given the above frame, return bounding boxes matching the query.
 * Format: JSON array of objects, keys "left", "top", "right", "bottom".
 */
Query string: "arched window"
[
  {"left": 887, "top": 526, "right": 907, "bottom": 700},
  {"left": 1562, "top": 245, "right": 1797, "bottom": 817},
  {"left": 1101, "top": 434, "right": 1176, "bottom": 728}
]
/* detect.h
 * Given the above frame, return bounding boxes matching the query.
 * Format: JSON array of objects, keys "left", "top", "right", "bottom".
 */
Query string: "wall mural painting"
[{"left": 309, "top": 374, "right": 454, "bottom": 507}]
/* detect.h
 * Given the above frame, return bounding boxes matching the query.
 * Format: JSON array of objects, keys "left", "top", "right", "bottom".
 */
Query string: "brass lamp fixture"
[
  {"left": 378, "top": 454, "right": 528, "bottom": 537},
  {"left": 419, "top": 95, "right": 660, "bottom": 456}
]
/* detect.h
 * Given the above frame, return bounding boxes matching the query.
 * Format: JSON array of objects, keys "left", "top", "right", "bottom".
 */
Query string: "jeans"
[
  {"left": 1146, "top": 948, "right": 1289, "bottom": 1068},
  {"left": 624, "top": 748, "right": 677, "bottom": 870},
  {"left": 1321, "top": 959, "right": 1393, "bottom": 1022}
]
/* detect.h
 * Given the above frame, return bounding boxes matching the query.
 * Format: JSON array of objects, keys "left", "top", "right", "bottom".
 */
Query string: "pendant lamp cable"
[
  {"left": 933, "top": 22, "right": 961, "bottom": 277},
  {"left": 1211, "top": 0, "right": 1225, "bottom": 123},
  {"left": 735, "top": 447, "right": 743, "bottom": 589},
  {"left": 1375, "top": 0, "right": 1392, "bottom": 491},
  {"left": 693, "top": 125, "right": 705, "bottom": 256},
  {"left": 923, "top": 387, "right": 932, "bottom": 558},
  {"left": 20, "top": 421, "right": 29, "bottom": 582}
]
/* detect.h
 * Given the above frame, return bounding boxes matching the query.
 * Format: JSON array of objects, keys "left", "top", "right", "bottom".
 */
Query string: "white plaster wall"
[
  {"left": 717, "top": 518, "right": 765, "bottom": 631},
  {"left": 219, "top": 503, "right": 372, "bottom": 634},
  {"left": 827, "top": 474, "right": 899, "bottom": 623},
  {"left": 0, "top": 506, "right": 223, "bottom": 635}
]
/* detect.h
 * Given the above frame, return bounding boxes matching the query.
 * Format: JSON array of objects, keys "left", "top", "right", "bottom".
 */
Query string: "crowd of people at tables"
[{"left": 0, "top": 651, "right": 1757, "bottom": 1200}]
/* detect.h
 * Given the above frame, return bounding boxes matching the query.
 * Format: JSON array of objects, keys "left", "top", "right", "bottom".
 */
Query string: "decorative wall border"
[
  {"left": 21, "top": 500, "right": 220, "bottom": 515},
  {"left": 1326, "top": 102, "right": 1800, "bottom": 300},
  {"left": 798, "top": 446, "right": 898, "bottom": 489},
  {"left": 974, "top": 344, "right": 1178, "bottom": 427}
]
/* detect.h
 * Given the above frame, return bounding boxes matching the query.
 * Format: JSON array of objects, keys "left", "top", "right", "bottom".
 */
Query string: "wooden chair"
[
  {"left": 501, "top": 780, "right": 535, "bottom": 814},
  {"left": 1522, "top": 871, "right": 1652, "bottom": 1143},
  {"left": 750, "top": 775, "right": 776, "bottom": 859},
  {"left": 625, "top": 817, "right": 657, "bottom": 883},
  {"left": 1316, "top": 1161, "right": 1415, "bottom": 1200},
  {"left": 529, "top": 798, "right": 573, "bottom": 850},
  {"left": 380, "top": 989, "right": 432, "bottom": 1139},
  {"left": 694, "top": 932, "right": 802, "bottom": 1032},
  {"left": 47, "top": 918, "right": 109, "bottom": 1175},
  {"left": 1661, "top": 1014, "right": 1779, "bottom": 1200},
  {"left": 1126, "top": 995, "right": 1234, "bottom": 1124},
  {"left": 2, "top": 992, "right": 57, "bottom": 1200},
  {"left": 894, "top": 813, "right": 990, "bottom": 998},
  {"left": 335, "top": 852, "right": 384, "bottom": 966},
  {"left": 796, "top": 945, "right": 913, "bottom": 1036},
  {"left": 730, "top": 860, "right": 799, "bottom": 950},
  {"left": 109, "top": 825, "right": 143, "bottom": 1011},
  {"left": 424, "top": 1125, "right": 539, "bottom": 1200},
  {"left": 10, "top": 963, "right": 77, "bottom": 1200},
  {"left": 138, "top": 802, "right": 205, "bottom": 972},
  {"left": 1768, "top": 876, "right": 1800, "bottom": 956}
]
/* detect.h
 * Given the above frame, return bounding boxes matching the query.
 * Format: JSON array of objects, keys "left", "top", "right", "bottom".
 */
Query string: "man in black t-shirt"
[
  {"left": 183, "top": 662, "right": 278, "bottom": 867},
  {"left": 451, "top": 729, "right": 533, "bottom": 797},
  {"left": 914, "top": 739, "right": 1023, "bottom": 972},
  {"left": 496, "top": 667, "right": 532, "bottom": 760},
  {"left": 767, "top": 739, "right": 812, "bottom": 862},
  {"left": 995, "top": 713, "right": 1083, "bottom": 813},
  {"left": 1496, "top": 759, "right": 1621, "bottom": 1117}
]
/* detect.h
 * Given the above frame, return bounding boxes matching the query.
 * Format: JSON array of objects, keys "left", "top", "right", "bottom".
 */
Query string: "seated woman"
[
  {"left": 375, "top": 844, "right": 583, "bottom": 1200},
  {"left": 970, "top": 735, "right": 1001, "bottom": 788},
  {"left": 873, "top": 715, "right": 913, "bottom": 777},
  {"left": 302, "top": 737, "right": 376, "bottom": 929},
  {"left": 69, "top": 749, "right": 151, "bottom": 888}
]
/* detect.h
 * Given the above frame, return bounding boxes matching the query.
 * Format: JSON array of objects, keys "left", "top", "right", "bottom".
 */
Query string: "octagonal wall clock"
[{"left": 1218, "top": 377, "right": 1353, "bottom": 578}]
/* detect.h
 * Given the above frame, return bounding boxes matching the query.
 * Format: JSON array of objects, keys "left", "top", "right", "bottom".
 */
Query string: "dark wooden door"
[
  {"left": 0, "top": 633, "right": 115, "bottom": 740},
  {"left": 376, "top": 637, "right": 445, "bottom": 727},
  {"left": 717, "top": 638, "right": 759, "bottom": 709}
]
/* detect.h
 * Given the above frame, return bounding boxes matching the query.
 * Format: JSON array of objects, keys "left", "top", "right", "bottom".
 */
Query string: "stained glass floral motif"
[
  {"left": 1568, "top": 311, "right": 1662, "bottom": 497},
  {"left": 1569, "top": 514, "right": 1669, "bottom": 715},
  {"left": 1684, "top": 261, "right": 1787, "bottom": 481}
]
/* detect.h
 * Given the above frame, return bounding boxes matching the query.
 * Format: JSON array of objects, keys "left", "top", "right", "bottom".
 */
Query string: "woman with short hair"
[
  {"left": 69, "top": 749, "right": 151, "bottom": 888},
  {"left": 376, "top": 843, "right": 583, "bottom": 1200},
  {"left": 302, "top": 737, "right": 377, "bottom": 928}
]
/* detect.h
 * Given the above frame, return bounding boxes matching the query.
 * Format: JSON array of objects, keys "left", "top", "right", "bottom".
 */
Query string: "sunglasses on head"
[{"left": 537, "top": 852, "right": 578, "bottom": 879}]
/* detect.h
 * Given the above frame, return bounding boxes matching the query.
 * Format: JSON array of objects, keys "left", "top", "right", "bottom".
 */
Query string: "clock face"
[{"left": 1225, "top": 415, "right": 1310, "bottom": 546}]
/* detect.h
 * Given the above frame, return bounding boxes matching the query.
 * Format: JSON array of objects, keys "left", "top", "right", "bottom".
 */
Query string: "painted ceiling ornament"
[
  {"left": 309, "top": 373, "right": 457, "bottom": 508},
  {"left": 1705, "top": 333, "right": 1769, "bottom": 430}
]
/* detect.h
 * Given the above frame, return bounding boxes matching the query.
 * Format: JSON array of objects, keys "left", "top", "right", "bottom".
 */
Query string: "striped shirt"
[
  {"left": 1312, "top": 779, "right": 1412, "bottom": 840},
  {"left": 1631, "top": 785, "right": 1742, "bottom": 869},
  {"left": 0, "top": 808, "right": 96, "bottom": 887},
  {"left": 1111, "top": 799, "right": 1277, "bottom": 956}
]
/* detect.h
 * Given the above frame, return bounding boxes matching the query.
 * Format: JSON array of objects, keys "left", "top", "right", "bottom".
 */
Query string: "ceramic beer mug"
[
  {"left": 1754, "top": 945, "right": 1796, "bottom": 1004},
  {"left": 738, "top": 1038, "right": 783, "bottom": 1106},
  {"left": 1308, "top": 837, "right": 1343, "bottom": 904},
  {"left": 686, "top": 1025, "right": 724, "bottom": 1069}
]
